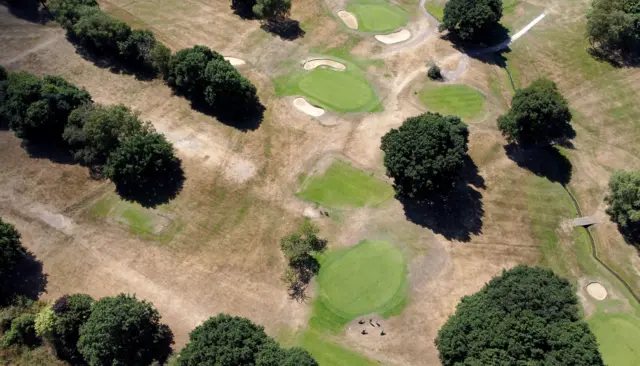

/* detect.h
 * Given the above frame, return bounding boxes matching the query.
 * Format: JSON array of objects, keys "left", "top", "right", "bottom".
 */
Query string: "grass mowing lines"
[
  {"left": 418, "top": 84, "right": 485, "bottom": 120},
  {"left": 347, "top": 0, "right": 408, "bottom": 33},
  {"left": 297, "top": 160, "right": 394, "bottom": 209}
]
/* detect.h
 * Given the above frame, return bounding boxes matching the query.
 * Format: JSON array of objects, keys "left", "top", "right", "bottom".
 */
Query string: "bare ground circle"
[
  {"left": 338, "top": 10, "right": 358, "bottom": 30},
  {"left": 586, "top": 282, "right": 608, "bottom": 300},
  {"left": 375, "top": 29, "right": 411, "bottom": 44}
]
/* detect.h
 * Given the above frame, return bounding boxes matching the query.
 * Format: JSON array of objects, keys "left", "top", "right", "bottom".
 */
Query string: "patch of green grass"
[
  {"left": 423, "top": 1, "right": 444, "bottom": 21},
  {"left": 300, "top": 330, "right": 377, "bottom": 366},
  {"left": 310, "top": 240, "right": 408, "bottom": 333},
  {"left": 120, "top": 206, "right": 155, "bottom": 235},
  {"left": 347, "top": 0, "right": 408, "bottom": 33},
  {"left": 418, "top": 84, "right": 485, "bottom": 120},
  {"left": 297, "top": 160, "right": 394, "bottom": 208},
  {"left": 588, "top": 312, "right": 640, "bottom": 365}
]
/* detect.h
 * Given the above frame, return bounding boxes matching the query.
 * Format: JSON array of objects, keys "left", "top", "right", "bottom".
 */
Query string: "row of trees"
[
  {"left": 0, "top": 219, "right": 318, "bottom": 365},
  {"left": 48, "top": 0, "right": 260, "bottom": 119},
  {"left": 0, "top": 66, "right": 183, "bottom": 207}
]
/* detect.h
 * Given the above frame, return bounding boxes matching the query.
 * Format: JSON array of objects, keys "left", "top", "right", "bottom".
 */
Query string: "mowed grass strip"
[
  {"left": 300, "top": 330, "right": 377, "bottom": 366},
  {"left": 418, "top": 84, "right": 485, "bottom": 120},
  {"left": 588, "top": 312, "right": 640, "bottom": 366},
  {"left": 311, "top": 240, "right": 408, "bottom": 333},
  {"left": 297, "top": 160, "right": 393, "bottom": 208},
  {"left": 347, "top": 0, "right": 408, "bottom": 33}
]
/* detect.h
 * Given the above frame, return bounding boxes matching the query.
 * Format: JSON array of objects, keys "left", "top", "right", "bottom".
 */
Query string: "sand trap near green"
[
  {"left": 588, "top": 313, "right": 640, "bottom": 366},
  {"left": 297, "top": 160, "right": 393, "bottom": 208},
  {"left": 347, "top": 0, "right": 408, "bottom": 33},
  {"left": 312, "top": 240, "right": 408, "bottom": 331},
  {"left": 418, "top": 84, "right": 485, "bottom": 120}
]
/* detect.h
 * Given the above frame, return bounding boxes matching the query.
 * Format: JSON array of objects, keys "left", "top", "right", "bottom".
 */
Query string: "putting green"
[
  {"left": 315, "top": 240, "right": 408, "bottom": 326},
  {"left": 588, "top": 313, "right": 640, "bottom": 366},
  {"left": 347, "top": 0, "right": 409, "bottom": 33},
  {"left": 418, "top": 84, "right": 485, "bottom": 120},
  {"left": 297, "top": 160, "right": 393, "bottom": 208}
]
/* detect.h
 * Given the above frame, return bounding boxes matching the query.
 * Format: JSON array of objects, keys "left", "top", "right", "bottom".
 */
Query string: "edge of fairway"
[
  {"left": 346, "top": 0, "right": 410, "bottom": 33},
  {"left": 417, "top": 83, "right": 486, "bottom": 120}
]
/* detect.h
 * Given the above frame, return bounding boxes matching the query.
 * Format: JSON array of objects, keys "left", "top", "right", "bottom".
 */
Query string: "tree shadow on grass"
[
  {"left": 587, "top": 46, "right": 640, "bottom": 68},
  {"left": 21, "top": 139, "right": 77, "bottom": 165},
  {"left": 1, "top": 252, "right": 48, "bottom": 306},
  {"left": 113, "top": 157, "right": 185, "bottom": 208},
  {"left": 399, "top": 157, "right": 485, "bottom": 242},
  {"left": 2, "top": 0, "right": 51, "bottom": 24},
  {"left": 261, "top": 18, "right": 305, "bottom": 41},
  {"left": 188, "top": 95, "right": 265, "bottom": 132},
  {"left": 504, "top": 144, "right": 572, "bottom": 186}
]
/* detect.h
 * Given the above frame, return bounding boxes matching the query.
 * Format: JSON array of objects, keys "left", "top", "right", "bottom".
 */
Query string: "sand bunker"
[
  {"left": 293, "top": 97, "right": 325, "bottom": 117},
  {"left": 375, "top": 29, "right": 411, "bottom": 44},
  {"left": 338, "top": 10, "right": 358, "bottom": 30},
  {"left": 586, "top": 282, "right": 608, "bottom": 300},
  {"left": 303, "top": 59, "right": 347, "bottom": 71},
  {"left": 224, "top": 57, "right": 246, "bottom": 66}
]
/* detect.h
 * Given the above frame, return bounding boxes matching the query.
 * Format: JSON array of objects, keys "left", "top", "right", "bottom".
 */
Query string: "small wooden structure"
[{"left": 572, "top": 216, "right": 598, "bottom": 227}]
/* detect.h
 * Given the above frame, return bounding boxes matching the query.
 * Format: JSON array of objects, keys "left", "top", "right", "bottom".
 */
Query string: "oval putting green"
[
  {"left": 317, "top": 240, "right": 408, "bottom": 320},
  {"left": 298, "top": 68, "right": 378, "bottom": 113},
  {"left": 588, "top": 313, "right": 640, "bottom": 366},
  {"left": 347, "top": 0, "right": 408, "bottom": 33},
  {"left": 418, "top": 84, "right": 485, "bottom": 120}
]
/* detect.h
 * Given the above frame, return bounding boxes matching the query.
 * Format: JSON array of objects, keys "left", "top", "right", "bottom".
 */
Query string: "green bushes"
[
  {"left": 606, "top": 170, "right": 640, "bottom": 239},
  {"left": 2, "top": 314, "right": 38, "bottom": 348},
  {"left": 0, "top": 219, "right": 29, "bottom": 305}
]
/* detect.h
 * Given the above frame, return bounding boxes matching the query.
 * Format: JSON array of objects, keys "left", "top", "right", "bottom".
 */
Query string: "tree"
[
  {"left": 439, "top": 0, "right": 503, "bottom": 43},
  {"left": 203, "top": 58, "right": 258, "bottom": 113},
  {"left": 381, "top": 112, "right": 469, "bottom": 198},
  {"left": 428, "top": 64, "right": 442, "bottom": 80},
  {"left": 63, "top": 104, "right": 147, "bottom": 166},
  {"left": 34, "top": 306, "right": 55, "bottom": 343},
  {"left": 4, "top": 72, "right": 42, "bottom": 136},
  {"left": 497, "top": 78, "right": 573, "bottom": 146},
  {"left": 253, "top": 0, "right": 291, "bottom": 19},
  {"left": 104, "top": 130, "right": 183, "bottom": 206},
  {"left": 606, "top": 170, "right": 640, "bottom": 236},
  {"left": 50, "top": 294, "right": 94, "bottom": 363},
  {"left": 151, "top": 42, "right": 172, "bottom": 78},
  {"left": 587, "top": 0, "right": 640, "bottom": 62},
  {"left": 2, "top": 314, "right": 39, "bottom": 348},
  {"left": 0, "top": 65, "right": 7, "bottom": 81},
  {"left": 48, "top": 0, "right": 99, "bottom": 30},
  {"left": 72, "top": 9, "right": 132, "bottom": 52},
  {"left": 231, "top": 0, "right": 257, "bottom": 17},
  {"left": 280, "top": 347, "right": 318, "bottom": 366},
  {"left": 77, "top": 293, "right": 173, "bottom": 366},
  {"left": 118, "top": 29, "right": 157, "bottom": 65},
  {"left": 0, "top": 219, "right": 28, "bottom": 303},
  {"left": 167, "top": 45, "right": 223, "bottom": 96},
  {"left": 436, "top": 265, "right": 604, "bottom": 365}
]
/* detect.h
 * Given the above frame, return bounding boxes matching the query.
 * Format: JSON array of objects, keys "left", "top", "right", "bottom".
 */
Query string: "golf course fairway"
[
  {"left": 347, "top": 0, "right": 409, "bottom": 33},
  {"left": 588, "top": 312, "right": 640, "bottom": 366},
  {"left": 418, "top": 84, "right": 485, "bottom": 120}
]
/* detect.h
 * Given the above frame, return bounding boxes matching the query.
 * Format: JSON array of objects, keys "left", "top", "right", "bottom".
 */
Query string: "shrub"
[
  {"left": 51, "top": 294, "right": 94, "bottom": 363},
  {"left": 0, "top": 219, "right": 29, "bottom": 304},
  {"left": 2, "top": 314, "right": 38, "bottom": 348},
  {"left": 427, "top": 64, "right": 442, "bottom": 80},
  {"left": 34, "top": 306, "right": 55, "bottom": 342},
  {"left": 439, "top": 0, "right": 503, "bottom": 43},
  {"left": 203, "top": 57, "right": 258, "bottom": 113},
  {"left": 381, "top": 112, "right": 469, "bottom": 197},
  {"left": 118, "top": 29, "right": 156, "bottom": 65},
  {"left": 48, "top": 0, "right": 99, "bottom": 30},
  {"left": 151, "top": 42, "right": 172, "bottom": 79},
  {"left": 72, "top": 9, "right": 131, "bottom": 52}
]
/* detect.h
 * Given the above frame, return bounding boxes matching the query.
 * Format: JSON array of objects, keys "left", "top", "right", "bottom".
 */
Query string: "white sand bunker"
[
  {"left": 375, "top": 29, "right": 411, "bottom": 44},
  {"left": 303, "top": 59, "right": 346, "bottom": 71},
  {"left": 586, "top": 282, "right": 608, "bottom": 300},
  {"left": 293, "top": 97, "right": 325, "bottom": 117},
  {"left": 224, "top": 57, "right": 246, "bottom": 66},
  {"left": 338, "top": 10, "right": 358, "bottom": 30}
]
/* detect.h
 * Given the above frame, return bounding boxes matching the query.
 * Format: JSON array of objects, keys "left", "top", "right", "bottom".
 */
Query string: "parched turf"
[
  {"left": 418, "top": 84, "right": 485, "bottom": 120},
  {"left": 274, "top": 60, "right": 382, "bottom": 113},
  {"left": 347, "top": 0, "right": 408, "bottom": 33},
  {"left": 297, "top": 160, "right": 394, "bottom": 209},
  {"left": 300, "top": 330, "right": 377, "bottom": 366},
  {"left": 588, "top": 312, "right": 640, "bottom": 366},
  {"left": 311, "top": 240, "right": 408, "bottom": 332}
]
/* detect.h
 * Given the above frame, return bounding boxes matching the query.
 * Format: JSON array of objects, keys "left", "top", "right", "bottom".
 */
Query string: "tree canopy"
[
  {"left": 77, "top": 294, "right": 173, "bottom": 366},
  {"left": 497, "top": 78, "right": 573, "bottom": 146},
  {"left": 252, "top": 0, "right": 291, "bottom": 19},
  {"left": 606, "top": 170, "right": 640, "bottom": 234},
  {"left": 436, "top": 265, "right": 604, "bottom": 365},
  {"left": 439, "top": 0, "right": 503, "bottom": 43},
  {"left": 0, "top": 219, "right": 28, "bottom": 304},
  {"left": 587, "top": 0, "right": 640, "bottom": 63},
  {"left": 381, "top": 112, "right": 469, "bottom": 198},
  {"left": 51, "top": 294, "right": 95, "bottom": 363}
]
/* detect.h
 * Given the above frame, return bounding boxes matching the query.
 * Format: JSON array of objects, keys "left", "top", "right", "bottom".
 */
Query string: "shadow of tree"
[
  {"left": 399, "top": 157, "right": 485, "bottom": 242},
  {"left": 504, "top": 144, "right": 572, "bottom": 186},
  {"left": 113, "top": 157, "right": 185, "bottom": 208},
  {"left": 189, "top": 96, "right": 265, "bottom": 132},
  {"left": 1, "top": 252, "right": 48, "bottom": 306},
  {"left": 230, "top": 0, "right": 257, "bottom": 19},
  {"left": 588, "top": 46, "right": 640, "bottom": 68},
  {"left": 442, "top": 22, "right": 510, "bottom": 53},
  {"left": 261, "top": 18, "right": 305, "bottom": 41},
  {"left": 21, "top": 139, "right": 77, "bottom": 165},
  {"left": 2, "top": 0, "right": 50, "bottom": 24}
]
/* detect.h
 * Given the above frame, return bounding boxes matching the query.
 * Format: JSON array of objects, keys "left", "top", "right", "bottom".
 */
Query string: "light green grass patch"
[
  {"left": 297, "top": 160, "right": 394, "bottom": 209},
  {"left": 347, "top": 0, "right": 409, "bottom": 33},
  {"left": 418, "top": 84, "right": 485, "bottom": 120},
  {"left": 588, "top": 312, "right": 640, "bottom": 366},
  {"left": 311, "top": 240, "right": 408, "bottom": 333},
  {"left": 423, "top": 0, "right": 444, "bottom": 21},
  {"left": 300, "top": 330, "right": 377, "bottom": 366}
]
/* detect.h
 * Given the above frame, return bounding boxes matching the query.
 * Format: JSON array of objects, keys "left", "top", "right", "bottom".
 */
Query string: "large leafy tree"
[
  {"left": 0, "top": 219, "right": 28, "bottom": 304},
  {"left": 50, "top": 294, "right": 95, "bottom": 363},
  {"left": 203, "top": 58, "right": 258, "bottom": 113},
  {"left": 167, "top": 45, "right": 223, "bottom": 96},
  {"left": 77, "top": 294, "right": 173, "bottom": 366},
  {"left": 72, "top": 9, "right": 132, "bottom": 52},
  {"left": 439, "top": 0, "right": 503, "bottom": 43},
  {"left": 48, "top": 0, "right": 99, "bottom": 30},
  {"left": 606, "top": 170, "right": 640, "bottom": 234},
  {"left": 63, "top": 103, "right": 147, "bottom": 166},
  {"left": 381, "top": 112, "right": 469, "bottom": 198},
  {"left": 498, "top": 78, "right": 573, "bottom": 146},
  {"left": 252, "top": 0, "right": 291, "bottom": 19},
  {"left": 436, "top": 265, "right": 604, "bottom": 365},
  {"left": 587, "top": 0, "right": 640, "bottom": 62}
]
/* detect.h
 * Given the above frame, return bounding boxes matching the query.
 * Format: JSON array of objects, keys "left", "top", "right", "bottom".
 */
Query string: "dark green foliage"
[
  {"left": 2, "top": 314, "right": 39, "bottom": 348},
  {"left": 439, "top": 0, "right": 503, "bottom": 43},
  {"left": 5, "top": 73, "right": 92, "bottom": 140},
  {"left": 428, "top": 64, "right": 442, "bottom": 80},
  {"left": 436, "top": 265, "right": 604, "bottom": 366},
  {"left": 587, "top": 0, "right": 640, "bottom": 62},
  {"left": 50, "top": 294, "right": 94, "bottom": 363},
  {"left": 118, "top": 29, "right": 156, "bottom": 64},
  {"left": 280, "top": 219, "right": 326, "bottom": 299},
  {"left": 231, "top": 0, "right": 257, "bottom": 17},
  {"left": 77, "top": 293, "right": 173, "bottom": 366},
  {"left": 280, "top": 347, "right": 318, "bottom": 366},
  {"left": 63, "top": 104, "right": 147, "bottom": 166},
  {"left": 0, "top": 220, "right": 28, "bottom": 304},
  {"left": 255, "top": 344, "right": 317, "bottom": 366},
  {"left": 167, "top": 45, "right": 223, "bottom": 96},
  {"left": 253, "top": 0, "right": 291, "bottom": 19},
  {"left": 606, "top": 170, "right": 640, "bottom": 235},
  {"left": 381, "top": 112, "right": 469, "bottom": 197},
  {"left": 72, "top": 10, "right": 131, "bottom": 52},
  {"left": 151, "top": 42, "right": 172, "bottom": 79},
  {"left": 497, "top": 78, "right": 573, "bottom": 146},
  {"left": 0, "top": 65, "right": 7, "bottom": 81},
  {"left": 48, "top": 0, "right": 98, "bottom": 30},
  {"left": 104, "top": 130, "right": 183, "bottom": 206}
]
